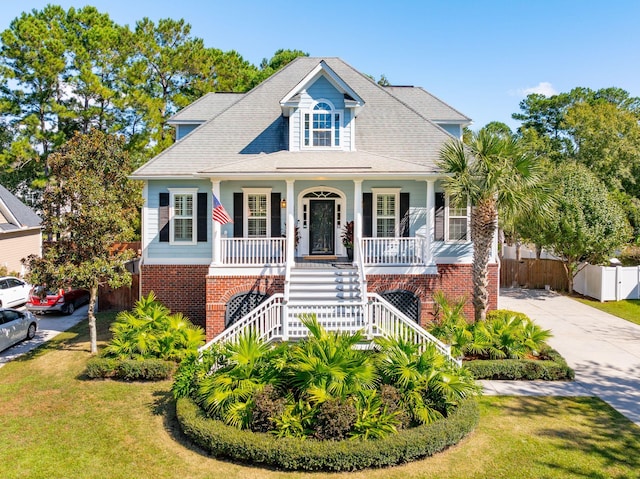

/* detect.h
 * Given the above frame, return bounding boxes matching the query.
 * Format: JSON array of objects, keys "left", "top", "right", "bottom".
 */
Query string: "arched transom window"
[{"left": 303, "top": 101, "right": 341, "bottom": 148}]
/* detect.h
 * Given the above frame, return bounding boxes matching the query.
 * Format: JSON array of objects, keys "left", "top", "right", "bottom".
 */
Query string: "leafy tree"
[
  {"left": 538, "top": 162, "right": 631, "bottom": 292},
  {"left": 438, "top": 128, "right": 551, "bottom": 321},
  {"left": 24, "top": 130, "right": 142, "bottom": 354}
]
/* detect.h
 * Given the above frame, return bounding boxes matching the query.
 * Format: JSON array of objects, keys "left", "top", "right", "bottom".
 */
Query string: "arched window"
[{"left": 303, "top": 100, "right": 341, "bottom": 148}]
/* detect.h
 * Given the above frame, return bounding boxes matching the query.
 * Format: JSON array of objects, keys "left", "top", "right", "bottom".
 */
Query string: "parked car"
[
  {"left": 0, "top": 308, "right": 37, "bottom": 352},
  {"left": 0, "top": 276, "right": 31, "bottom": 308},
  {"left": 26, "top": 286, "right": 90, "bottom": 315}
]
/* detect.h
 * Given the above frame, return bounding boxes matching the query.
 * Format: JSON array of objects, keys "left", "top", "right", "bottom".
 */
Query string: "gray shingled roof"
[
  {"left": 169, "top": 92, "right": 245, "bottom": 123},
  {"left": 132, "top": 57, "right": 470, "bottom": 179},
  {"left": 384, "top": 86, "right": 471, "bottom": 123},
  {"left": 0, "top": 184, "right": 41, "bottom": 231}
]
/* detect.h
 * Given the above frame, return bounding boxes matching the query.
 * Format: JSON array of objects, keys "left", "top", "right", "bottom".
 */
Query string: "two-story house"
[{"left": 131, "top": 57, "right": 499, "bottom": 342}]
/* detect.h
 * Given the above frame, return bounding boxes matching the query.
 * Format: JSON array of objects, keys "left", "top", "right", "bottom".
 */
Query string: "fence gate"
[{"left": 500, "top": 258, "right": 567, "bottom": 291}]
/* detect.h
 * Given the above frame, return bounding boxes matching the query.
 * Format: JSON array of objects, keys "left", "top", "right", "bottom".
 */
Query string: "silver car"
[
  {"left": 0, "top": 276, "right": 31, "bottom": 308},
  {"left": 0, "top": 308, "right": 37, "bottom": 352}
]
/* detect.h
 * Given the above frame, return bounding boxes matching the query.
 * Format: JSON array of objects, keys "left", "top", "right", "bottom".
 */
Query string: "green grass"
[
  {"left": 574, "top": 297, "right": 640, "bottom": 326},
  {"left": 0, "top": 312, "right": 639, "bottom": 478}
]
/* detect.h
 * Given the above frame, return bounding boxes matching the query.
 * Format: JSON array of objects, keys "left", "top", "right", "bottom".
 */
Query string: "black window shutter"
[
  {"left": 159, "top": 192, "right": 170, "bottom": 242},
  {"left": 400, "top": 192, "right": 410, "bottom": 237},
  {"left": 270, "top": 193, "right": 281, "bottom": 238},
  {"left": 435, "top": 192, "right": 445, "bottom": 241},
  {"left": 362, "top": 192, "right": 372, "bottom": 237},
  {"left": 197, "top": 192, "right": 207, "bottom": 242},
  {"left": 233, "top": 193, "right": 243, "bottom": 238}
]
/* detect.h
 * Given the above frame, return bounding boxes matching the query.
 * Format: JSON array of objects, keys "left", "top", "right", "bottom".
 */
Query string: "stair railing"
[
  {"left": 367, "top": 293, "right": 461, "bottom": 366},
  {"left": 199, "top": 294, "right": 284, "bottom": 352}
]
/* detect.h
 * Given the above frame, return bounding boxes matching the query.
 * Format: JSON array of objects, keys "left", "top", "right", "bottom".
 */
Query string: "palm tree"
[{"left": 438, "top": 128, "right": 550, "bottom": 321}]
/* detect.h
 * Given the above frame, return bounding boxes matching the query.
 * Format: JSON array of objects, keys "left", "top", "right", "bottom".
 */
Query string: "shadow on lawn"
[{"left": 500, "top": 396, "right": 640, "bottom": 476}]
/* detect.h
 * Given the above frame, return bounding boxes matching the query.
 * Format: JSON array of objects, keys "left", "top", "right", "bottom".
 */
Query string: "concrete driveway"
[
  {"left": 482, "top": 289, "right": 640, "bottom": 427},
  {"left": 0, "top": 305, "right": 88, "bottom": 368}
]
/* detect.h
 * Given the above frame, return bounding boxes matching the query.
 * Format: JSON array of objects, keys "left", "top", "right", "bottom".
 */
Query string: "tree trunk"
[
  {"left": 88, "top": 283, "right": 99, "bottom": 354},
  {"left": 471, "top": 198, "right": 498, "bottom": 322}
]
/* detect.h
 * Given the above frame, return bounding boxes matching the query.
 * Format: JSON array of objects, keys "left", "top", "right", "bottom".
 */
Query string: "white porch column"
[
  {"left": 286, "top": 179, "right": 295, "bottom": 264},
  {"left": 425, "top": 180, "right": 435, "bottom": 266},
  {"left": 353, "top": 179, "right": 363, "bottom": 260},
  {"left": 211, "top": 179, "right": 222, "bottom": 265}
]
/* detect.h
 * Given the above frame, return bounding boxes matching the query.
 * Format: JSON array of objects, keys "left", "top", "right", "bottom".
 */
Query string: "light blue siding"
[
  {"left": 175, "top": 124, "right": 201, "bottom": 140},
  {"left": 146, "top": 180, "right": 212, "bottom": 262},
  {"left": 437, "top": 123, "right": 462, "bottom": 138},
  {"left": 290, "top": 75, "right": 353, "bottom": 151}
]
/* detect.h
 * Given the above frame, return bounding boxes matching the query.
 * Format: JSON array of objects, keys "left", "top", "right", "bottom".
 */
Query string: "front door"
[{"left": 309, "top": 200, "right": 335, "bottom": 255}]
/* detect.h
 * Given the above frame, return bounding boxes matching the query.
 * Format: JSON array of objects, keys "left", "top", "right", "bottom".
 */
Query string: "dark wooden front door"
[{"left": 309, "top": 200, "right": 335, "bottom": 255}]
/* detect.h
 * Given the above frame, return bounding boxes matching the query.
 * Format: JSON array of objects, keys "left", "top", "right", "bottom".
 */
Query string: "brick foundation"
[
  {"left": 140, "top": 264, "right": 209, "bottom": 329},
  {"left": 141, "top": 263, "right": 498, "bottom": 340},
  {"left": 367, "top": 263, "right": 499, "bottom": 326},
  {"left": 205, "top": 275, "right": 285, "bottom": 340}
]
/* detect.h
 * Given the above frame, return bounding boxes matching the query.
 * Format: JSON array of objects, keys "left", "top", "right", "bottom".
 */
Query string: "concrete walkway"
[
  {"left": 0, "top": 305, "right": 87, "bottom": 368},
  {"left": 481, "top": 289, "right": 640, "bottom": 427}
]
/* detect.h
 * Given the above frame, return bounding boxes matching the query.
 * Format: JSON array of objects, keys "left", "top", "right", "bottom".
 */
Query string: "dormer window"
[{"left": 303, "top": 100, "right": 341, "bottom": 148}]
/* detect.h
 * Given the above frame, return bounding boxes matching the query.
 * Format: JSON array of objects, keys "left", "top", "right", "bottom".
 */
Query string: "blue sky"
[{"left": 2, "top": 0, "right": 639, "bottom": 130}]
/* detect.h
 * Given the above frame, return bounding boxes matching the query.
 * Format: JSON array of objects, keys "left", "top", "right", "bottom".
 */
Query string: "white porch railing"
[
  {"left": 199, "top": 294, "right": 284, "bottom": 351},
  {"left": 221, "top": 237, "right": 285, "bottom": 265},
  {"left": 200, "top": 294, "right": 460, "bottom": 366},
  {"left": 362, "top": 237, "right": 425, "bottom": 265}
]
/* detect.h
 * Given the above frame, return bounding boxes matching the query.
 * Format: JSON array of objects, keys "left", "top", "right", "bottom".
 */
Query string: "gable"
[{"left": 131, "top": 57, "right": 470, "bottom": 179}]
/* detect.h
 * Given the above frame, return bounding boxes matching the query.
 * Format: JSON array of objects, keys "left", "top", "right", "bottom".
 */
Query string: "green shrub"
[
  {"left": 465, "top": 347, "right": 574, "bottom": 380},
  {"left": 379, "top": 385, "right": 410, "bottom": 429},
  {"left": 104, "top": 292, "right": 205, "bottom": 362},
  {"left": 313, "top": 398, "right": 357, "bottom": 441},
  {"left": 85, "top": 357, "right": 175, "bottom": 380},
  {"left": 250, "top": 385, "right": 287, "bottom": 433},
  {"left": 176, "top": 396, "right": 479, "bottom": 472},
  {"left": 85, "top": 357, "right": 119, "bottom": 379}
]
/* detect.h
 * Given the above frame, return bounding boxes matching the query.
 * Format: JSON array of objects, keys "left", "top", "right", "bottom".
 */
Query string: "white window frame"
[
  {"left": 242, "top": 188, "right": 272, "bottom": 238},
  {"left": 168, "top": 188, "right": 198, "bottom": 245},
  {"left": 371, "top": 188, "right": 401, "bottom": 238},
  {"left": 301, "top": 99, "right": 343, "bottom": 150},
  {"left": 445, "top": 194, "right": 470, "bottom": 242}
]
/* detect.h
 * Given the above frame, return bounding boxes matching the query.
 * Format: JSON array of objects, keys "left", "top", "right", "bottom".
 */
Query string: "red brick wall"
[
  {"left": 205, "top": 275, "right": 285, "bottom": 340},
  {"left": 367, "top": 263, "right": 499, "bottom": 325},
  {"left": 142, "top": 263, "right": 498, "bottom": 340},
  {"left": 140, "top": 264, "right": 209, "bottom": 328}
]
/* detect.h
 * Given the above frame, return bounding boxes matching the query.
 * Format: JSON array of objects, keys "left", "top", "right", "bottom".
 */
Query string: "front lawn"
[
  {"left": 574, "top": 297, "right": 640, "bottom": 326},
  {"left": 0, "top": 313, "right": 638, "bottom": 478}
]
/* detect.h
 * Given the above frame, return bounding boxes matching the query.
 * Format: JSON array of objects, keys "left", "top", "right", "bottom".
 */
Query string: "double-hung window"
[
  {"left": 446, "top": 195, "right": 469, "bottom": 241},
  {"left": 243, "top": 188, "right": 271, "bottom": 237},
  {"left": 169, "top": 188, "right": 198, "bottom": 244},
  {"left": 372, "top": 188, "right": 400, "bottom": 237},
  {"left": 303, "top": 101, "right": 341, "bottom": 148}
]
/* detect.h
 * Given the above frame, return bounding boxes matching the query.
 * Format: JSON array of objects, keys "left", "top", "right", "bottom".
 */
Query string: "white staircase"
[{"left": 288, "top": 266, "right": 362, "bottom": 304}]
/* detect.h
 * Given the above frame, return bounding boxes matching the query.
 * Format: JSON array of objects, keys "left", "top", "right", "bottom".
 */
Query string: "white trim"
[
  {"left": 365, "top": 265, "right": 439, "bottom": 275},
  {"left": 144, "top": 257, "right": 212, "bottom": 265},
  {"left": 168, "top": 187, "right": 198, "bottom": 245},
  {"left": 371, "top": 188, "right": 401, "bottom": 238},
  {"left": 208, "top": 265, "right": 286, "bottom": 276},
  {"left": 444, "top": 194, "right": 470, "bottom": 243},
  {"left": 297, "top": 186, "right": 346, "bottom": 256},
  {"left": 280, "top": 61, "right": 365, "bottom": 108},
  {"left": 300, "top": 99, "right": 343, "bottom": 150},
  {"left": 142, "top": 182, "right": 150, "bottom": 264},
  {"left": 242, "top": 187, "right": 272, "bottom": 238}
]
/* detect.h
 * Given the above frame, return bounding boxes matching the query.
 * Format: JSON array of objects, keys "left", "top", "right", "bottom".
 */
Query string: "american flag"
[{"left": 212, "top": 194, "right": 233, "bottom": 225}]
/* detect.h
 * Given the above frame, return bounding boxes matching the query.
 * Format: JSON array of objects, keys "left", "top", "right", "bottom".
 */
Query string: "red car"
[{"left": 26, "top": 286, "right": 90, "bottom": 315}]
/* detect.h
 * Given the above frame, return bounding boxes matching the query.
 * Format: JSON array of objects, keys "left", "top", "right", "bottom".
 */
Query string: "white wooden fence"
[{"left": 573, "top": 264, "right": 640, "bottom": 301}]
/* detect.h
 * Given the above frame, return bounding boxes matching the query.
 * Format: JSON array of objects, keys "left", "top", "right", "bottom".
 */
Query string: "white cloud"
[{"left": 513, "top": 82, "right": 558, "bottom": 97}]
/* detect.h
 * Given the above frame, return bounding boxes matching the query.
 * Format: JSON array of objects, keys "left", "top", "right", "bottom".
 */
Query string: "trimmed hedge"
[
  {"left": 85, "top": 357, "right": 176, "bottom": 381},
  {"left": 465, "top": 347, "right": 574, "bottom": 381},
  {"left": 176, "top": 397, "right": 479, "bottom": 471}
]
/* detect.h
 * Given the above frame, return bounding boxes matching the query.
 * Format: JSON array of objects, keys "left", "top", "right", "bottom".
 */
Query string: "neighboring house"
[
  {"left": 132, "top": 57, "right": 499, "bottom": 341},
  {"left": 0, "top": 184, "right": 42, "bottom": 275}
]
